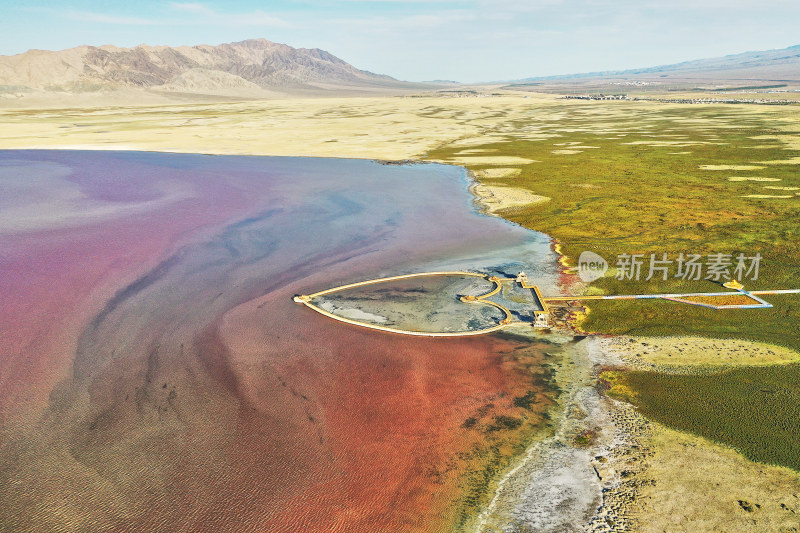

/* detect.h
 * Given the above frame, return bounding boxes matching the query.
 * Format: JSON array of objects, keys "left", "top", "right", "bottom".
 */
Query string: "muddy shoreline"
[{"left": 462, "top": 165, "right": 652, "bottom": 532}]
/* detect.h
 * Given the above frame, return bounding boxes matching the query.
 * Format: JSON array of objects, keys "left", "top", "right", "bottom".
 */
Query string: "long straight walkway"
[{"left": 542, "top": 288, "right": 800, "bottom": 310}]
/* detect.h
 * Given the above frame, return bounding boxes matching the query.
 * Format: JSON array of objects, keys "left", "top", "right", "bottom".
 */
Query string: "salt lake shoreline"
[{"left": 461, "top": 165, "right": 653, "bottom": 531}]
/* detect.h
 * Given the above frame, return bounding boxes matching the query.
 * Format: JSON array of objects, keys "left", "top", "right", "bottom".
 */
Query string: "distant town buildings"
[{"left": 560, "top": 94, "right": 797, "bottom": 105}]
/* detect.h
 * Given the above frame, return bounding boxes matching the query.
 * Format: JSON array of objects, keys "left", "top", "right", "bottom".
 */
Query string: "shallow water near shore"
[{"left": 0, "top": 150, "right": 561, "bottom": 531}]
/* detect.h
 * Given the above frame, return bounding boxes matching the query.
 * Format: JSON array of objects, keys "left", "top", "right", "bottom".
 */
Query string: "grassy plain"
[
  {"left": 426, "top": 98, "right": 800, "bottom": 482},
  {"left": 426, "top": 102, "right": 800, "bottom": 350},
  {"left": 603, "top": 365, "right": 800, "bottom": 471}
]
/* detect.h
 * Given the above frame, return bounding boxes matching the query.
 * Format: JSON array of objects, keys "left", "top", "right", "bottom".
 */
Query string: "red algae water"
[{"left": 0, "top": 151, "right": 559, "bottom": 531}]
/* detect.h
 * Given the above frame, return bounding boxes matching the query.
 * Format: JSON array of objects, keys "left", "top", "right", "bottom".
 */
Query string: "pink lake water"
[{"left": 0, "top": 150, "right": 559, "bottom": 531}]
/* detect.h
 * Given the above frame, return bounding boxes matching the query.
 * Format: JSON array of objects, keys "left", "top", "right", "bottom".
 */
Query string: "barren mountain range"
[
  {"left": 3, "top": 39, "right": 799, "bottom": 106},
  {"left": 0, "top": 38, "right": 425, "bottom": 103},
  {"left": 513, "top": 44, "right": 800, "bottom": 92}
]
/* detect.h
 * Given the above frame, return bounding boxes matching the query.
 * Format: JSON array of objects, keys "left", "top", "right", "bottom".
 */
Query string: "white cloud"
[
  {"left": 335, "top": 0, "right": 462, "bottom": 2},
  {"left": 29, "top": 3, "right": 290, "bottom": 29},
  {"left": 168, "top": 3, "right": 291, "bottom": 27},
  {"left": 169, "top": 3, "right": 212, "bottom": 15},
  {"left": 67, "top": 12, "right": 162, "bottom": 25},
  {"left": 21, "top": 7, "right": 163, "bottom": 26}
]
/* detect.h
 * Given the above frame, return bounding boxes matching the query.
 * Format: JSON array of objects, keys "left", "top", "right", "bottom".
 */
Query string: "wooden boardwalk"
[
  {"left": 294, "top": 271, "right": 800, "bottom": 336},
  {"left": 542, "top": 288, "right": 800, "bottom": 310}
]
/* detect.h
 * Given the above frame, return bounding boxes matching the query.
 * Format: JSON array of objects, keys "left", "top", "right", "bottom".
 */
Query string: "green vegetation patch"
[
  {"left": 0, "top": 85, "right": 32, "bottom": 94},
  {"left": 428, "top": 103, "right": 800, "bottom": 352},
  {"left": 603, "top": 365, "right": 800, "bottom": 471},
  {"left": 710, "top": 84, "right": 788, "bottom": 92},
  {"left": 572, "top": 427, "right": 600, "bottom": 447}
]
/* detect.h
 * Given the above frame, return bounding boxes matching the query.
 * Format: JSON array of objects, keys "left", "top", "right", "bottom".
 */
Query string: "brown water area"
[{"left": 0, "top": 151, "right": 559, "bottom": 531}]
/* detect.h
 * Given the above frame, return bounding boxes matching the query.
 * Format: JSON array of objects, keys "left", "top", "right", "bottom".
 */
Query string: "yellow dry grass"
[
  {"left": 452, "top": 155, "right": 538, "bottom": 165},
  {"left": 0, "top": 94, "right": 559, "bottom": 160},
  {"left": 470, "top": 184, "right": 550, "bottom": 214},
  {"left": 728, "top": 176, "right": 781, "bottom": 181},
  {"left": 761, "top": 156, "right": 800, "bottom": 164},
  {"left": 605, "top": 335, "right": 800, "bottom": 368},
  {"left": 472, "top": 168, "right": 521, "bottom": 179},
  {"left": 701, "top": 164, "right": 766, "bottom": 170},
  {"left": 626, "top": 141, "right": 725, "bottom": 147},
  {"left": 633, "top": 422, "right": 800, "bottom": 533}
]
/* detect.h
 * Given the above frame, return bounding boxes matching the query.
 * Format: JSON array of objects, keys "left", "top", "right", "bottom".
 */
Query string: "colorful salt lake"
[{"left": 0, "top": 150, "right": 561, "bottom": 531}]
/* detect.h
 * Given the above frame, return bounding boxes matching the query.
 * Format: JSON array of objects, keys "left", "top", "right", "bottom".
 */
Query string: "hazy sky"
[{"left": 2, "top": 0, "right": 799, "bottom": 82}]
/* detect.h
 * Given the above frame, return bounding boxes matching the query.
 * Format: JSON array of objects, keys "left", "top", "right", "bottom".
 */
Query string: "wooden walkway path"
[{"left": 294, "top": 271, "right": 800, "bottom": 336}]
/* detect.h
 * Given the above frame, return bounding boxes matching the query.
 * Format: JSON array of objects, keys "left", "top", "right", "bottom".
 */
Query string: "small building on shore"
[{"left": 518, "top": 272, "right": 551, "bottom": 329}]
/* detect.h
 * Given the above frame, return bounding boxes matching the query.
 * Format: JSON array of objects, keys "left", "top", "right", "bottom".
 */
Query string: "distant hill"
[
  {"left": 516, "top": 44, "right": 800, "bottom": 87},
  {"left": 0, "top": 38, "right": 429, "bottom": 104}
]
